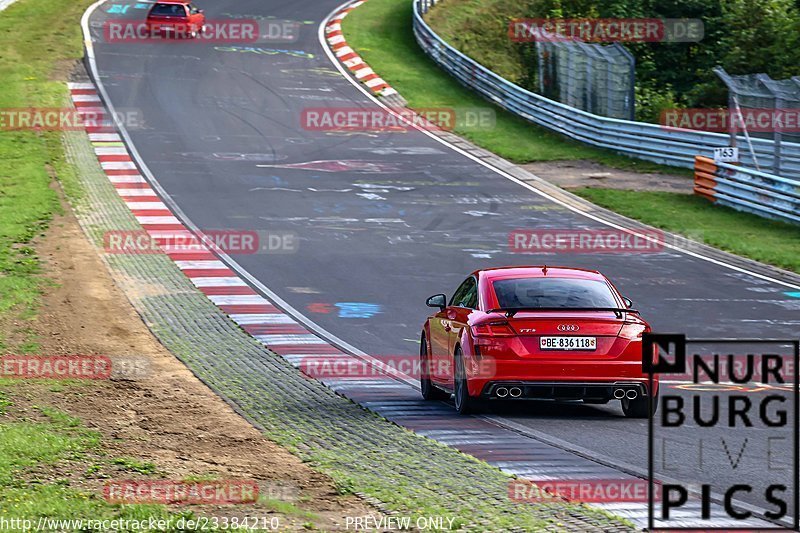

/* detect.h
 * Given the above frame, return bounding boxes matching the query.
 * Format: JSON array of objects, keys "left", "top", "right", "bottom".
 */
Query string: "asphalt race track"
[{"left": 88, "top": 0, "right": 799, "bottom": 525}]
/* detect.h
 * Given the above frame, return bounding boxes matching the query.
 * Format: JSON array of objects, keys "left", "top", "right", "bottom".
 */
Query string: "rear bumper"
[
  {"left": 145, "top": 22, "right": 202, "bottom": 32},
  {"left": 467, "top": 357, "right": 657, "bottom": 398},
  {"left": 480, "top": 380, "right": 655, "bottom": 400}
]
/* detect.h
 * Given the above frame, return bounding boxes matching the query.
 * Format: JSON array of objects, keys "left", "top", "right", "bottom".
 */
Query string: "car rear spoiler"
[{"left": 486, "top": 307, "right": 639, "bottom": 318}]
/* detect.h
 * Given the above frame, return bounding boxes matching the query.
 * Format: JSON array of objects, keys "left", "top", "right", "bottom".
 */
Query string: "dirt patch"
[
  {"left": 50, "top": 59, "right": 81, "bottom": 83},
  {"left": 522, "top": 160, "right": 692, "bottom": 193},
  {"left": 2, "top": 183, "right": 381, "bottom": 529}
]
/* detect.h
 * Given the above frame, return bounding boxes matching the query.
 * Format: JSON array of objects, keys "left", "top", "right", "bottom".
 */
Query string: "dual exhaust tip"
[
  {"left": 614, "top": 388, "right": 638, "bottom": 400},
  {"left": 495, "top": 386, "right": 522, "bottom": 398}
]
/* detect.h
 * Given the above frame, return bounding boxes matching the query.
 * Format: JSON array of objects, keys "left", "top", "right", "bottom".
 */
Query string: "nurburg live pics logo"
[{"left": 643, "top": 333, "right": 799, "bottom": 530}]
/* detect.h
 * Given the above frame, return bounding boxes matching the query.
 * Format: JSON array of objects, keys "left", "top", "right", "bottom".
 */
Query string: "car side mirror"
[
  {"left": 622, "top": 297, "right": 633, "bottom": 308},
  {"left": 426, "top": 294, "right": 447, "bottom": 311}
]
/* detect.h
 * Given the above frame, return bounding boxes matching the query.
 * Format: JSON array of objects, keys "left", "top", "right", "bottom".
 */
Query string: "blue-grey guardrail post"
[
  {"left": 759, "top": 73, "right": 783, "bottom": 176},
  {"left": 593, "top": 43, "right": 611, "bottom": 117},
  {"left": 774, "top": 96, "right": 784, "bottom": 176},
  {"left": 548, "top": 43, "right": 555, "bottom": 98},
  {"left": 715, "top": 67, "right": 737, "bottom": 151},
  {"left": 566, "top": 44, "right": 575, "bottom": 108},
  {"left": 612, "top": 43, "right": 636, "bottom": 121},
  {"left": 585, "top": 43, "right": 594, "bottom": 115},
  {"left": 536, "top": 41, "right": 545, "bottom": 95}
]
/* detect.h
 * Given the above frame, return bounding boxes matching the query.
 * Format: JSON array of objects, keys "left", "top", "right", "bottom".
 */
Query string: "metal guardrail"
[
  {"left": 694, "top": 156, "right": 800, "bottom": 224},
  {"left": 412, "top": 0, "right": 800, "bottom": 179}
]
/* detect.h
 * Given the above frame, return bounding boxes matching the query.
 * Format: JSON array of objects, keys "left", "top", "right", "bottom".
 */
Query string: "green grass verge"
[
  {"left": 0, "top": 390, "right": 191, "bottom": 527},
  {"left": 0, "top": 0, "right": 86, "bottom": 351},
  {"left": 575, "top": 188, "right": 800, "bottom": 274},
  {"left": 424, "top": 0, "right": 535, "bottom": 85},
  {"left": 0, "top": 0, "right": 201, "bottom": 526},
  {"left": 341, "top": 0, "right": 679, "bottom": 173}
]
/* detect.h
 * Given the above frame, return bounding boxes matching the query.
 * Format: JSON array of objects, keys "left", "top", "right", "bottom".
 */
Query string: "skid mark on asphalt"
[
  {"left": 213, "top": 45, "right": 315, "bottom": 59},
  {"left": 257, "top": 159, "right": 401, "bottom": 172}
]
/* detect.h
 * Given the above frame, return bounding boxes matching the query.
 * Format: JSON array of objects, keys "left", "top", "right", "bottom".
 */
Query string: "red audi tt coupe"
[
  {"left": 146, "top": 1, "right": 205, "bottom": 39},
  {"left": 420, "top": 266, "right": 658, "bottom": 417}
]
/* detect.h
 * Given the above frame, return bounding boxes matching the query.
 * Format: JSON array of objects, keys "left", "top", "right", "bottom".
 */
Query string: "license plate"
[{"left": 539, "top": 336, "right": 597, "bottom": 351}]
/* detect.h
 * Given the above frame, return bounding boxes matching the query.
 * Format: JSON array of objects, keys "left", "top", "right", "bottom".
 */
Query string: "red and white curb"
[
  {"left": 68, "top": 82, "right": 351, "bottom": 364},
  {"left": 325, "top": 0, "right": 398, "bottom": 98}
]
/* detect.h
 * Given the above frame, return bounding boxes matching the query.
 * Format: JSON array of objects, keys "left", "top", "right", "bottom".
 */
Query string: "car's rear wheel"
[
  {"left": 420, "top": 334, "right": 447, "bottom": 401},
  {"left": 622, "top": 390, "right": 658, "bottom": 418},
  {"left": 453, "top": 347, "right": 481, "bottom": 415}
]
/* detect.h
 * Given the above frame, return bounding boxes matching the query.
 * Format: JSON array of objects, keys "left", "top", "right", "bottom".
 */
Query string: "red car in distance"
[
  {"left": 420, "top": 266, "right": 658, "bottom": 417},
  {"left": 146, "top": 1, "right": 205, "bottom": 39}
]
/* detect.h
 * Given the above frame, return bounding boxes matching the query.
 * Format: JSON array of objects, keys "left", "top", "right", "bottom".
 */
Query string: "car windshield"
[
  {"left": 492, "top": 277, "right": 618, "bottom": 309},
  {"left": 151, "top": 3, "right": 186, "bottom": 16}
]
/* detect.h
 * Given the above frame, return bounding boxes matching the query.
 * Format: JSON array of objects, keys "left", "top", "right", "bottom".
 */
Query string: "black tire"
[
  {"left": 420, "top": 334, "right": 448, "bottom": 401},
  {"left": 453, "top": 347, "right": 482, "bottom": 415},
  {"left": 622, "top": 390, "right": 658, "bottom": 418}
]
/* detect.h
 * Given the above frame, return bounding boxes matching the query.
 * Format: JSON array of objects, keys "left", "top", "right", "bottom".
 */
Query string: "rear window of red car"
[
  {"left": 151, "top": 3, "right": 187, "bottom": 16},
  {"left": 492, "top": 277, "right": 617, "bottom": 309}
]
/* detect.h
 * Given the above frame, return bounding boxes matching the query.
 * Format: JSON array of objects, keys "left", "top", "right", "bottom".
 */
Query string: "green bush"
[{"left": 635, "top": 83, "right": 682, "bottom": 124}]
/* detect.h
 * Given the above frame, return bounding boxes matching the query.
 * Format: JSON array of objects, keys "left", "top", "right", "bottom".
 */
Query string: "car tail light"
[
  {"left": 618, "top": 322, "right": 648, "bottom": 340},
  {"left": 472, "top": 321, "right": 515, "bottom": 338}
]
